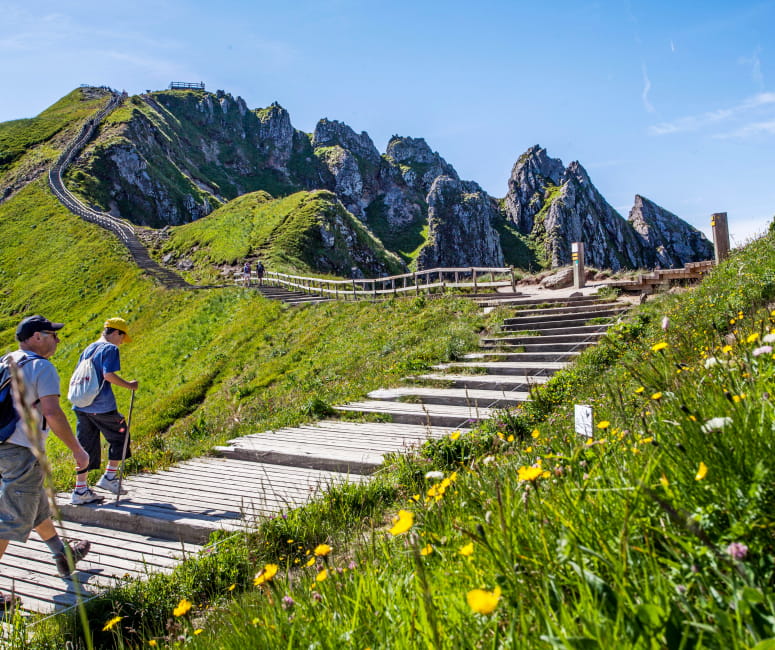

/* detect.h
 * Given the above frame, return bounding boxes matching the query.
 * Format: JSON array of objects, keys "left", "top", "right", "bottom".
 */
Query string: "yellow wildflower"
[
  {"left": 459, "top": 542, "right": 474, "bottom": 556},
  {"left": 420, "top": 544, "right": 434, "bottom": 556},
  {"left": 597, "top": 421, "right": 610, "bottom": 430},
  {"left": 102, "top": 616, "right": 123, "bottom": 632},
  {"left": 304, "top": 557, "right": 315, "bottom": 567},
  {"left": 518, "top": 465, "right": 543, "bottom": 482},
  {"left": 194, "top": 629, "right": 203, "bottom": 635},
  {"left": 254, "top": 563, "right": 279, "bottom": 586},
  {"left": 747, "top": 332, "right": 759, "bottom": 343},
  {"left": 314, "top": 543, "right": 332, "bottom": 557},
  {"left": 149, "top": 642, "right": 158, "bottom": 648},
  {"left": 173, "top": 598, "right": 193, "bottom": 617},
  {"left": 722, "top": 345, "right": 732, "bottom": 353},
  {"left": 531, "top": 428, "right": 540, "bottom": 438},
  {"left": 450, "top": 431, "right": 461, "bottom": 440},
  {"left": 316, "top": 568, "right": 328, "bottom": 582},
  {"left": 651, "top": 392, "right": 663, "bottom": 400},
  {"left": 507, "top": 434, "right": 515, "bottom": 442},
  {"left": 652, "top": 342, "right": 669, "bottom": 352},
  {"left": 659, "top": 473, "right": 669, "bottom": 489},
  {"left": 635, "top": 386, "right": 645, "bottom": 394},
  {"left": 227, "top": 583, "right": 236, "bottom": 591},
  {"left": 695, "top": 462, "right": 708, "bottom": 481},
  {"left": 467, "top": 586, "right": 501, "bottom": 615},
  {"left": 389, "top": 509, "right": 414, "bottom": 535}
]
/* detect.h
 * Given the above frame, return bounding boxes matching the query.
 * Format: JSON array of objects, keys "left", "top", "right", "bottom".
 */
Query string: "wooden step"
[
  {"left": 433, "top": 361, "right": 567, "bottom": 376},
  {"left": 505, "top": 302, "right": 625, "bottom": 319},
  {"left": 411, "top": 373, "right": 548, "bottom": 391},
  {"left": 462, "top": 351, "right": 580, "bottom": 362},
  {"left": 214, "top": 421, "right": 463, "bottom": 473},
  {"left": 368, "top": 386, "right": 528, "bottom": 408},
  {"left": 333, "top": 401, "right": 496, "bottom": 427},
  {"left": 503, "top": 306, "right": 627, "bottom": 326},
  {"left": 57, "top": 459, "right": 364, "bottom": 544},
  {"left": 479, "top": 341, "right": 597, "bottom": 352},
  {"left": 0, "top": 520, "right": 201, "bottom": 614},
  {"left": 499, "top": 323, "right": 611, "bottom": 336},
  {"left": 481, "top": 332, "right": 606, "bottom": 345}
]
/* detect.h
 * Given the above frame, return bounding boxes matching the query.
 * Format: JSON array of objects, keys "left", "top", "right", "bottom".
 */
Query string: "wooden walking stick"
[{"left": 115, "top": 390, "right": 135, "bottom": 505}]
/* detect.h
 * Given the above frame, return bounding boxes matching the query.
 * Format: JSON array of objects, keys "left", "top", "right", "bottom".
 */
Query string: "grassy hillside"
[
  {"left": 28, "top": 229, "right": 775, "bottom": 649},
  {"left": 0, "top": 181, "right": 482, "bottom": 491},
  {"left": 0, "top": 88, "right": 112, "bottom": 198},
  {"left": 156, "top": 189, "right": 406, "bottom": 281}
]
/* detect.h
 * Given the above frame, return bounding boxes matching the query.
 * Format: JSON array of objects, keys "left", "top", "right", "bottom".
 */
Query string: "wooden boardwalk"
[{"left": 3, "top": 294, "right": 628, "bottom": 616}]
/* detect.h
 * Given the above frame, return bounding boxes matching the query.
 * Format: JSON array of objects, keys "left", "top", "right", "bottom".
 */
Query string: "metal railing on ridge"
[{"left": 236, "top": 266, "right": 517, "bottom": 300}]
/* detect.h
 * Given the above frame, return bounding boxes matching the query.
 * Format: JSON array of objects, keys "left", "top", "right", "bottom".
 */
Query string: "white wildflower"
[
  {"left": 701, "top": 417, "right": 733, "bottom": 433},
  {"left": 424, "top": 471, "right": 444, "bottom": 480},
  {"left": 704, "top": 357, "right": 719, "bottom": 369},
  {"left": 763, "top": 333, "right": 775, "bottom": 344},
  {"left": 753, "top": 345, "right": 773, "bottom": 357}
]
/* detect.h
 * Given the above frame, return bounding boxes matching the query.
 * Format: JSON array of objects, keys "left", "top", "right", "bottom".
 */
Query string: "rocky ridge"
[{"left": 63, "top": 89, "right": 712, "bottom": 273}]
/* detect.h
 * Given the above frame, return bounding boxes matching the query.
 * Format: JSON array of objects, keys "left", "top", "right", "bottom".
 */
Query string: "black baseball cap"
[{"left": 16, "top": 315, "right": 65, "bottom": 341}]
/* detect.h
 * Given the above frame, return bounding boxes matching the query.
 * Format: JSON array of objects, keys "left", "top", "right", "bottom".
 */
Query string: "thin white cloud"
[
  {"left": 649, "top": 92, "right": 775, "bottom": 135},
  {"left": 641, "top": 63, "right": 654, "bottom": 113},
  {"left": 739, "top": 48, "right": 764, "bottom": 90},
  {"left": 714, "top": 119, "right": 775, "bottom": 139},
  {"left": 670, "top": 40, "right": 675, "bottom": 53}
]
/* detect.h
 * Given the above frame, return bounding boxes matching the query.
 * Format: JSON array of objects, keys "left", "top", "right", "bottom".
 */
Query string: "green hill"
[{"left": 155, "top": 189, "right": 405, "bottom": 282}]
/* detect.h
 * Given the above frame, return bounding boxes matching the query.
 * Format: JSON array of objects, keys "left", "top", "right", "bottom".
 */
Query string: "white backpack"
[{"left": 67, "top": 345, "right": 104, "bottom": 408}]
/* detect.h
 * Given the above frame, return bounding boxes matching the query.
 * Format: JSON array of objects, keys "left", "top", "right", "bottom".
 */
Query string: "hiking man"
[
  {"left": 242, "top": 261, "right": 252, "bottom": 287},
  {"left": 255, "top": 259, "right": 265, "bottom": 286},
  {"left": 71, "top": 317, "right": 138, "bottom": 504},
  {"left": 0, "top": 316, "right": 93, "bottom": 610}
]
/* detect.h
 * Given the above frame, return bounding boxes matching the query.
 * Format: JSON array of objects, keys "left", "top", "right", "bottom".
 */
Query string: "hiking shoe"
[
  {"left": 0, "top": 591, "right": 20, "bottom": 614},
  {"left": 70, "top": 487, "right": 104, "bottom": 505},
  {"left": 96, "top": 474, "right": 127, "bottom": 495},
  {"left": 54, "top": 540, "right": 91, "bottom": 577}
]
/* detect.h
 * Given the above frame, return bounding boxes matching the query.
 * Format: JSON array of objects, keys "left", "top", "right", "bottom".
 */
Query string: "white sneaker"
[
  {"left": 96, "top": 474, "right": 127, "bottom": 495},
  {"left": 70, "top": 488, "right": 104, "bottom": 505}
]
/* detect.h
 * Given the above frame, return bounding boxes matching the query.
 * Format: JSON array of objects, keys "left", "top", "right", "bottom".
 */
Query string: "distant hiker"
[
  {"left": 71, "top": 318, "right": 138, "bottom": 504},
  {"left": 255, "top": 259, "right": 265, "bottom": 286},
  {"left": 0, "top": 316, "right": 93, "bottom": 610},
  {"left": 242, "top": 261, "right": 252, "bottom": 287}
]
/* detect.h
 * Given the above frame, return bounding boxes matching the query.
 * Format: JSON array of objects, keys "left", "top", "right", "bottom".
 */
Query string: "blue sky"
[{"left": 2, "top": 0, "right": 773, "bottom": 243}]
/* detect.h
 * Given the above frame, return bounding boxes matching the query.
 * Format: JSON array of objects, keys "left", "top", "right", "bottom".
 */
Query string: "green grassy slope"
[
  {"left": 157, "top": 189, "right": 405, "bottom": 280},
  {"left": 54, "top": 230, "right": 774, "bottom": 650},
  {"left": 0, "top": 181, "right": 482, "bottom": 490}
]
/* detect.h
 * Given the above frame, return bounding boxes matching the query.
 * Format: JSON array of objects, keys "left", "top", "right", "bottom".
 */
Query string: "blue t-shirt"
[{"left": 73, "top": 342, "right": 120, "bottom": 414}]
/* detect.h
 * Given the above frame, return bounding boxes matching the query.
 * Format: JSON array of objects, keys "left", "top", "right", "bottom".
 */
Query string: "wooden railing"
[{"left": 236, "top": 267, "right": 516, "bottom": 299}]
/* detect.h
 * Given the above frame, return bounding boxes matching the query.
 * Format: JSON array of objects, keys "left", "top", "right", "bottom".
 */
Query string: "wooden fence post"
[
  {"left": 711, "top": 212, "right": 730, "bottom": 263},
  {"left": 572, "top": 242, "right": 585, "bottom": 289}
]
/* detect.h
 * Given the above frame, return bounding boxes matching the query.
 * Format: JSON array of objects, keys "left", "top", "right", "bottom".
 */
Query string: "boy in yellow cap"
[{"left": 71, "top": 317, "right": 139, "bottom": 504}]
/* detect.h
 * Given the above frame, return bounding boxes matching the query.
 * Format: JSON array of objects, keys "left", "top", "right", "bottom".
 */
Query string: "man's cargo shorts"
[{"left": 0, "top": 443, "right": 49, "bottom": 542}]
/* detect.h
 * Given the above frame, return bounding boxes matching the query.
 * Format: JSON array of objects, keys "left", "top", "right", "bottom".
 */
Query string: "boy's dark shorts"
[
  {"left": 0, "top": 444, "right": 50, "bottom": 542},
  {"left": 75, "top": 410, "right": 130, "bottom": 471}
]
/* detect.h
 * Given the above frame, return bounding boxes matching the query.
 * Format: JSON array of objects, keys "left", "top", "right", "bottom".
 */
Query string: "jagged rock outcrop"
[
  {"left": 502, "top": 146, "right": 713, "bottom": 270},
  {"left": 56, "top": 88, "right": 712, "bottom": 271},
  {"left": 417, "top": 177, "right": 504, "bottom": 268},
  {"left": 628, "top": 195, "right": 714, "bottom": 267}
]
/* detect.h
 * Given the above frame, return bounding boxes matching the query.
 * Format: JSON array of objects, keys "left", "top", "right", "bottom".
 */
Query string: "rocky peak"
[
  {"left": 385, "top": 135, "right": 459, "bottom": 195},
  {"left": 503, "top": 145, "right": 566, "bottom": 234},
  {"left": 628, "top": 194, "right": 714, "bottom": 267},
  {"left": 312, "top": 119, "right": 381, "bottom": 166},
  {"left": 254, "top": 103, "right": 294, "bottom": 170},
  {"left": 417, "top": 176, "right": 504, "bottom": 268}
]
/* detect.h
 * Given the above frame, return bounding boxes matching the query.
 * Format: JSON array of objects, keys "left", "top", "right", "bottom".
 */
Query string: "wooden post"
[
  {"left": 510, "top": 267, "right": 516, "bottom": 293},
  {"left": 414, "top": 272, "right": 419, "bottom": 296},
  {"left": 392, "top": 278, "right": 396, "bottom": 297},
  {"left": 471, "top": 268, "right": 477, "bottom": 292},
  {"left": 352, "top": 279, "right": 357, "bottom": 300},
  {"left": 711, "top": 212, "right": 730, "bottom": 264},
  {"left": 572, "top": 242, "right": 585, "bottom": 289}
]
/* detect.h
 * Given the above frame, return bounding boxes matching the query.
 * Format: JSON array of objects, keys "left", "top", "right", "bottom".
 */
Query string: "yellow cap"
[{"left": 104, "top": 317, "right": 132, "bottom": 342}]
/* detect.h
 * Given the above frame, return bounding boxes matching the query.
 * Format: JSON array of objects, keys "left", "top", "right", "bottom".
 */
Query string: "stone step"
[
  {"left": 462, "top": 351, "right": 580, "bottom": 363},
  {"left": 0, "top": 520, "right": 201, "bottom": 614},
  {"left": 214, "top": 421, "right": 463, "bottom": 474},
  {"left": 333, "top": 401, "right": 495, "bottom": 428},
  {"left": 432, "top": 361, "right": 567, "bottom": 376},
  {"left": 475, "top": 295, "right": 608, "bottom": 308},
  {"left": 368, "top": 386, "right": 528, "bottom": 408},
  {"left": 57, "top": 459, "right": 364, "bottom": 544}
]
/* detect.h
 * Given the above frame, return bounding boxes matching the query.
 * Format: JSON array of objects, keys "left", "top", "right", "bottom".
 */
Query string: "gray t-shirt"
[{"left": 4, "top": 349, "right": 60, "bottom": 450}]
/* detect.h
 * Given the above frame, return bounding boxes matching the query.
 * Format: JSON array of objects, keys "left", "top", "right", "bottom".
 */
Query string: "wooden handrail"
[{"left": 236, "top": 266, "right": 516, "bottom": 300}]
